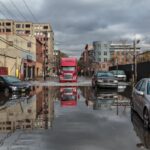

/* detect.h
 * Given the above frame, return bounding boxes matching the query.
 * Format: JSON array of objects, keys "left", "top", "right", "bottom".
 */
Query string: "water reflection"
[
  {"left": 59, "top": 86, "right": 78, "bottom": 107},
  {"left": 131, "top": 110, "right": 150, "bottom": 149},
  {"left": 0, "top": 86, "right": 58, "bottom": 132},
  {"left": 80, "top": 86, "right": 131, "bottom": 114}
]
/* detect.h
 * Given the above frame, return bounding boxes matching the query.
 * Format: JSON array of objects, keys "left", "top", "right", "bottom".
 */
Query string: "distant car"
[
  {"left": 92, "top": 71, "right": 118, "bottom": 89},
  {"left": 110, "top": 70, "right": 126, "bottom": 81},
  {"left": 0, "top": 75, "right": 31, "bottom": 94},
  {"left": 131, "top": 78, "right": 150, "bottom": 128}
]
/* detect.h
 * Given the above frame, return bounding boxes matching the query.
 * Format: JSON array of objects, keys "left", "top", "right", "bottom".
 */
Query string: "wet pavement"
[{"left": 0, "top": 82, "right": 149, "bottom": 150}]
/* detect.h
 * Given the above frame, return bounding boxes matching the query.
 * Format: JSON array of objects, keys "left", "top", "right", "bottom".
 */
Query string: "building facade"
[{"left": 0, "top": 19, "right": 54, "bottom": 79}]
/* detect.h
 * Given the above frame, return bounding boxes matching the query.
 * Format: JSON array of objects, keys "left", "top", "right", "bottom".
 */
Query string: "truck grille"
[{"left": 64, "top": 74, "right": 72, "bottom": 79}]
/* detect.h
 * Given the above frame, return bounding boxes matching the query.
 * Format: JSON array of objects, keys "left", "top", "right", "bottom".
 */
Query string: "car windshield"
[
  {"left": 111, "top": 70, "right": 125, "bottom": 75},
  {"left": 97, "top": 72, "right": 114, "bottom": 77},
  {"left": 3, "top": 76, "right": 21, "bottom": 83},
  {"left": 62, "top": 66, "right": 75, "bottom": 71},
  {"left": 147, "top": 81, "right": 150, "bottom": 95}
]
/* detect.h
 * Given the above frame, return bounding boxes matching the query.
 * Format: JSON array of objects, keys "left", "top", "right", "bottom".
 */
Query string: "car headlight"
[
  {"left": 9, "top": 86, "right": 17, "bottom": 91},
  {"left": 98, "top": 79, "right": 103, "bottom": 82},
  {"left": 114, "top": 80, "right": 118, "bottom": 83}
]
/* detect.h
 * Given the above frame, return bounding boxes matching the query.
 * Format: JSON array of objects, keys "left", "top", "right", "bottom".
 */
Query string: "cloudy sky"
[{"left": 1, "top": 0, "right": 150, "bottom": 57}]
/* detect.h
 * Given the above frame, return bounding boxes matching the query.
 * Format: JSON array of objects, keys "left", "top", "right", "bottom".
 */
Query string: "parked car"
[
  {"left": 92, "top": 71, "right": 118, "bottom": 89},
  {"left": 110, "top": 70, "right": 126, "bottom": 81},
  {"left": 0, "top": 75, "right": 31, "bottom": 94},
  {"left": 131, "top": 78, "right": 150, "bottom": 128},
  {"left": 131, "top": 110, "right": 150, "bottom": 149}
]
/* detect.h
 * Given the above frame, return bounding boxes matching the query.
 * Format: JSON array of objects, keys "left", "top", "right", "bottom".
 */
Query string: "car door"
[
  {"left": 133, "top": 80, "right": 143, "bottom": 112},
  {"left": 138, "top": 80, "right": 146, "bottom": 115}
]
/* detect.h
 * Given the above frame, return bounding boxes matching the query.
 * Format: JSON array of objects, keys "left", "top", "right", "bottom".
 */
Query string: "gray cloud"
[{"left": 1, "top": 0, "right": 150, "bottom": 57}]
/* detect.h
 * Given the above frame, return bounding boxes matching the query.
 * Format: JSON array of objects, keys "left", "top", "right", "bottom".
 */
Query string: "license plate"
[{"left": 21, "top": 89, "right": 25, "bottom": 92}]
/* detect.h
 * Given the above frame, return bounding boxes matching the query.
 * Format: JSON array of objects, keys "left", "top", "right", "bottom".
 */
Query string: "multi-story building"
[
  {"left": 0, "top": 19, "right": 14, "bottom": 35},
  {"left": 0, "top": 34, "right": 37, "bottom": 79},
  {"left": 33, "top": 23, "right": 54, "bottom": 76},
  {"left": 110, "top": 43, "right": 140, "bottom": 66},
  {"left": 93, "top": 41, "right": 111, "bottom": 71},
  {"left": 0, "top": 19, "right": 54, "bottom": 79},
  {"left": 14, "top": 21, "right": 33, "bottom": 35}
]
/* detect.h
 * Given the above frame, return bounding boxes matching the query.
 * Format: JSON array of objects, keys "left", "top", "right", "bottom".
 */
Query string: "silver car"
[
  {"left": 131, "top": 78, "right": 150, "bottom": 128},
  {"left": 92, "top": 71, "right": 118, "bottom": 89}
]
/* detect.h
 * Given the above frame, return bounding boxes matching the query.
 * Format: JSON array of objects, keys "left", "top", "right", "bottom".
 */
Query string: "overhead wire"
[
  {"left": 0, "top": 0, "right": 18, "bottom": 20},
  {"left": 0, "top": 36, "right": 31, "bottom": 53},
  {"left": 22, "top": 0, "right": 38, "bottom": 22},
  {"left": 9, "top": 0, "right": 28, "bottom": 21}
]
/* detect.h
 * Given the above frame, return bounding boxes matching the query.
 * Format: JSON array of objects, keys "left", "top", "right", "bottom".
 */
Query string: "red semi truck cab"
[{"left": 59, "top": 57, "right": 78, "bottom": 82}]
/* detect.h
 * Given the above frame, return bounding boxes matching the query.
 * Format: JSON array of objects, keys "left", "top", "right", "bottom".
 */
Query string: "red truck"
[{"left": 59, "top": 57, "right": 78, "bottom": 82}]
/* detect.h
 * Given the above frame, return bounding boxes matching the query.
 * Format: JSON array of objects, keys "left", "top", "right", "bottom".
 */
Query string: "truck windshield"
[{"left": 62, "top": 67, "right": 75, "bottom": 71}]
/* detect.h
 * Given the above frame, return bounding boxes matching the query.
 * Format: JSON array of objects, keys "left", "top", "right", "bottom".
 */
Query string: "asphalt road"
[{"left": 0, "top": 77, "right": 149, "bottom": 150}]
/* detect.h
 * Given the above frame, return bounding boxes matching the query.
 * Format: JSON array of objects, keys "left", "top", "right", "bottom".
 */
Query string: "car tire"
[
  {"left": 130, "top": 99, "right": 135, "bottom": 111},
  {"left": 143, "top": 108, "right": 150, "bottom": 129}
]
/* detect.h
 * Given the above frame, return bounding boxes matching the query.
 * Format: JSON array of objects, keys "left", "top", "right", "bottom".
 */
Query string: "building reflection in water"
[
  {"left": 80, "top": 86, "right": 131, "bottom": 115},
  {"left": 59, "top": 86, "right": 78, "bottom": 107},
  {"left": 0, "top": 86, "right": 58, "bottom": 133},
  {"left": 131, "top": 110, "right": 150, "bottom": 149}
]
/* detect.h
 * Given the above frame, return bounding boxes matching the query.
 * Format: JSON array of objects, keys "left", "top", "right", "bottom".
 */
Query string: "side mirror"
[{"left": 137, "top": 91, "right": 144, "bottom": 96}]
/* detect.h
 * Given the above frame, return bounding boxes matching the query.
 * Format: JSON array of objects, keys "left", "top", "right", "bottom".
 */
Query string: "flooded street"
[{"left": 0, "top": 84, "right": 149, "bottom": 150}]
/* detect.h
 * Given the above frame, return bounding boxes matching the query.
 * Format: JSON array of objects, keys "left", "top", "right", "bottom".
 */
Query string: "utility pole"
[
  {"left": 43, "top": 32, "right": 48, "bottom": 81},
  {"left": 133, "top": 39, "right": 140, "bottom": 84}
]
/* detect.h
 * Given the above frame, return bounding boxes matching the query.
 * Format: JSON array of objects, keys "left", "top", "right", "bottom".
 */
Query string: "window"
[
  {"left": 25, "top": 30, "right": 30, "bottom": 34},
  {"left": 27, "top": 42, "right": 32, "bottom": 47},
  {"left": 16, "top": 24, "right": 21, "bottom": 28},
  {"left": 6, "top": 22, "right": 11, "bottom": 26},
  {"left": 6, "top": 29, "right": 11, "bottom": 32},
  {"left": 26, "top": 24, "right": 30, "bottom": 28},
  {"left": 102, "top": 64, "right": 105, "bottom": 68},
  {"left": 104, "top": 51, "right": 107, "bottom": 55},
  {"left": 140, "top": 81, "right": 146, "bottom": 92},
  {"left": 43, "top": 26, "right": 48, "bottom": 29},
  {"left": 136, "top": 80, "right": 143, "bottom": 90},
  {"left": 104, "top": 58, "right": 107, "bottom": 62}
]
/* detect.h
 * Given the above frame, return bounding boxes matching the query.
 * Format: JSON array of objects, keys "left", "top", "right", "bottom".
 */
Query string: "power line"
[
  {"left": 9, "top": 0, "right": 28, "bottom": 21},
  {"left": 0, "top": 0, "right": 18, "bottom": 20},
  {"left": 0, "top": 11, "right": 37, "bottom": 47},
  {"left": 0, "top": 9, "right": 8, "bottom": 19},
  {"left": 22, "top": 0, "right": 38, "bottom": 22},
  {"left": 0, "top": 36, "right": 31, "bottom": 54}
]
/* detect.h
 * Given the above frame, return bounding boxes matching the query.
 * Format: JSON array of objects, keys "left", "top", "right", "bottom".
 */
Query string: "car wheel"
[
  {"left": 143, "top": 108, "right": 150, "bottom": 129},
  {"left": 4, "top": 88, "right": 10, "bottom": 95},
  {"left": 130, "top": 99, "right": 135, "bottom": 110}
]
